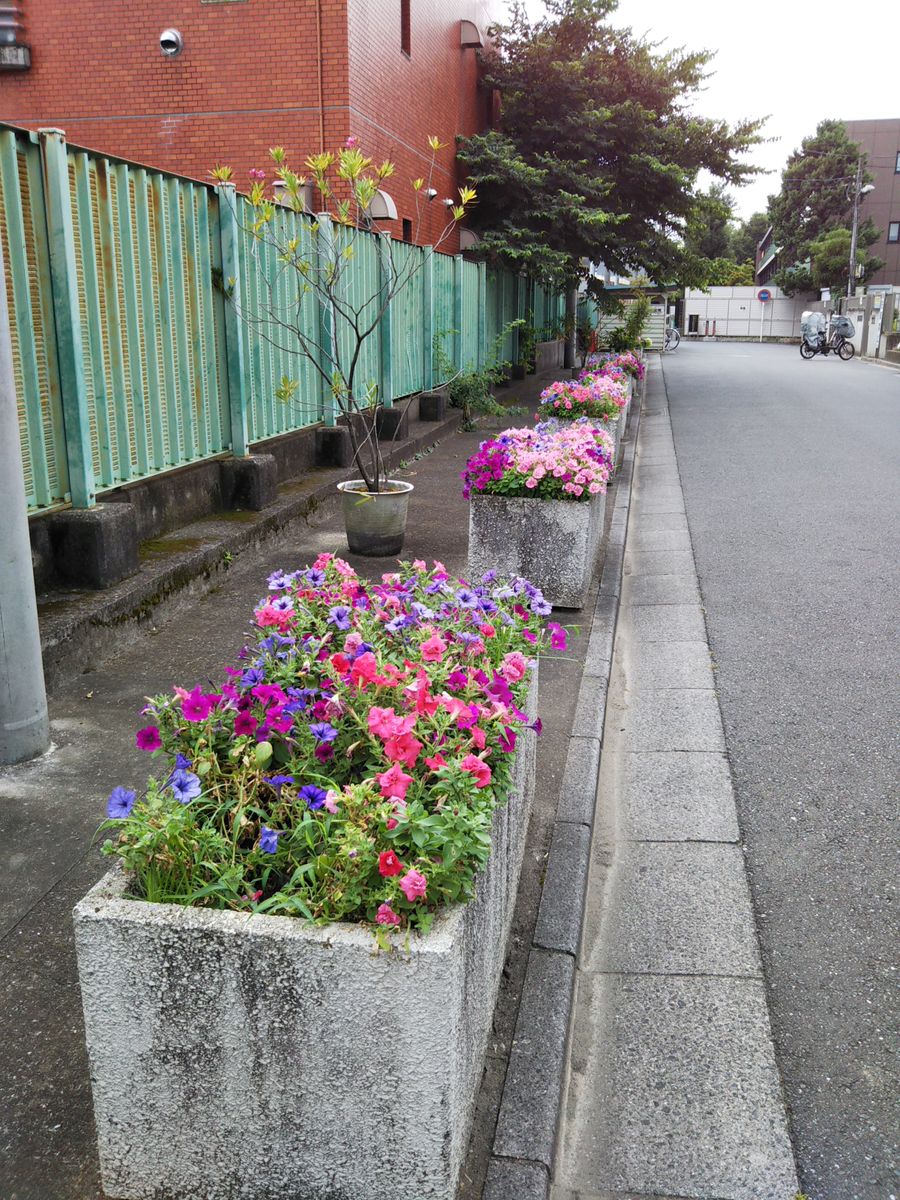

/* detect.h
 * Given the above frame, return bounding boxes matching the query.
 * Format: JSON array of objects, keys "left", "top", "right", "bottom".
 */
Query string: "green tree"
[
  {"left": 457, "top": 0, "right": 762, "bottom": 292},
  {"left": 729, "top": 211, "right": 770, "bottom": 265},
  {"left": 806, "top": 227, "right": 883, "bottom": 295},
  {"left": 769, "top": 119, "right": 881, "bottom": 295},
  {"left": 684, "top": 184, "right": 734, "bottom": 261}
]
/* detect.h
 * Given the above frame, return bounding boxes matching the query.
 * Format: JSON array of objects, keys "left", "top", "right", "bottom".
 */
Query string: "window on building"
[
  {"left": 401, "top": 0, "right": 411, "bottom": 55},
  {"left": 895, "top": 150, "right": 900, "bottom": 173},
  {"left": 402, "top": 218, "right": 412, "bottom": 243},
  {"left": 688, "top": 314, "right": 699, "bottom": 333},
  {"left": 888, "top": 222, "right": 900, "bottom": 244}
]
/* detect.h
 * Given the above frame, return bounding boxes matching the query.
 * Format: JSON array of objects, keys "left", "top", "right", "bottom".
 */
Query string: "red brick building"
[{"left": 0, "top": 0, "right": 498, "bottom": 248}]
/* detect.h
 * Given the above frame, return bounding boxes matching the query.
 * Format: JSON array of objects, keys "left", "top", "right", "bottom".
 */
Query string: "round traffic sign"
[{"left": 757, "top": 288, "right": 772, "bottom": 303}]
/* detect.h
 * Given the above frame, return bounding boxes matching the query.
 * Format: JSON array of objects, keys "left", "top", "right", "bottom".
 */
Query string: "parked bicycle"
[
  {"left": 799, "top": 312, "right": 855, "bottom": 360},
  {"left": 664, "top": 325, "right": 681, "bottom": 351}
]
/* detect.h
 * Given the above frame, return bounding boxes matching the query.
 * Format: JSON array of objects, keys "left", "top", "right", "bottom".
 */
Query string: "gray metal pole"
[
  {"left": 0, "top": 231, "right": 50, "bottom": 764},
  {"left": 847, "top": 156, "right": 862, "bottom": 301}
]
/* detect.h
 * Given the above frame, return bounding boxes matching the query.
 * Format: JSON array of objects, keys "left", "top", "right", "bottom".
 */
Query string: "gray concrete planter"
[
  {"left": 73, "top": 672, "right": 538, "bottom": 1200},
  {"left": 468, "top": 492, "right": 606, "bottom": 609}
]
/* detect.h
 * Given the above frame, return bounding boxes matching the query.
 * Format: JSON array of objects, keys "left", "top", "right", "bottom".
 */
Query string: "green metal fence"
[{"left": 0, "top": 123, "right": 561, "bottom": 515}]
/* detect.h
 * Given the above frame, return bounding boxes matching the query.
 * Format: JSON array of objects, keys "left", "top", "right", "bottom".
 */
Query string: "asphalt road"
[{"left": 662, "top": 342, "right": 899, "bottom": 1200}]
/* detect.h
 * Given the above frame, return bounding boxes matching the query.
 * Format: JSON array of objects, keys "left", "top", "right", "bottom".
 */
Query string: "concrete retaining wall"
[{"left": 73, "top": 670, "right": 538, "bottom": 1200}]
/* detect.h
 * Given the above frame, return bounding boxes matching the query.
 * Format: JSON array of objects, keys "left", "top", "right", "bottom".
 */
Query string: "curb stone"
[{"left": 484, "top": 372, "right": 644, "bottom": 1197}]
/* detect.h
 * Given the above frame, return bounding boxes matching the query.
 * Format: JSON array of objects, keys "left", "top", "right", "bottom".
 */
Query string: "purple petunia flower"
[
  {"left": 259, "top": 826, "right": 280, "bottom": 854},
  {"left": 271, "top": 595, "right": 294, "bottom": 613},
  {"left": 327, "top": 605, "right": 351, "bottom": 630},
  {"left": 455, "top": 588, "right": 479, "bottom": 608},
  {"left": 174, "top": 753, "right": 192, "bottom": 771},
  {"left": 267, "top": 570, "right": 290, "bottom": 591},
  {"left": 169, "top": 768, "right": 202, "bottom": 804},
  {"left": 309, "top": 721, "right": 338, "bottom": 743},
  {"left": 240, "top": 667, "right": 265, "bottom": 688},
  {"left": 106, "top": 786, "right": 136, "bottom": 820},
  {"left": 263, "top": 774, "right": 295, "bottom": 795},
  {"left": 531, "top": 598, "right": 552, "bottom": 617},
  {"left": 299, "top": 784, "right": 327, "bottom": 810},
  {"left": 304, "top": 567, "right": 326, "bottom": 587}
]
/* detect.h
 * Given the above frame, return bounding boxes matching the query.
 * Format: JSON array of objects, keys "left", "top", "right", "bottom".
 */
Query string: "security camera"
[
  {"left": 159, "top": 28, "right": 184, "bottom": 57},
  {"left": 424, "top": 188, "right": 438, "bottom": 201}
]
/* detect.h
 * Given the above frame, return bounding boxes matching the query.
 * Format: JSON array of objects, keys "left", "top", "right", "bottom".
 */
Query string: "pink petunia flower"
[
  {"left": 500, "top": 651, "right": 528, "bottom": 683},
  {"left": 460, "top": 754, "right": 492, "bottom": 788},
  {"left": 377, "top": 763, "right": 414, "bottom": 800},
  {"left": 420, "top": 633, "right": 447, "bottom": 662},
  {"left": 399, "top": 869, "right": 427, "bottom": 903},
  {"left": 375, "top": 903, "right": 401, "bottom": 926}
]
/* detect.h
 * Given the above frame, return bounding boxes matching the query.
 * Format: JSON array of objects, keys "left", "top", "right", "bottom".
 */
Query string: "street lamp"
[{"left": 847, "top": 157, "right": 875, "bottom": 299}]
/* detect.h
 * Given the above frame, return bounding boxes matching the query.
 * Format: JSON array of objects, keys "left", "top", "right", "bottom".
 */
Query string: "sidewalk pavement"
[
  {"left": 0, "top": 369, "right": 613, "bottom": 1200},
  {"left": 552, "top": 360, "right": 800, "bottom": 1198}
]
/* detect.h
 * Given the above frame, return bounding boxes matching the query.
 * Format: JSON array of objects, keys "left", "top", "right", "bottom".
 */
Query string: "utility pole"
[
  {"left": 847, "top": 156, "right": 863, "bottom": 301},
  {"left": 0, "top": 231, "right": 50, "bottom": 764}
]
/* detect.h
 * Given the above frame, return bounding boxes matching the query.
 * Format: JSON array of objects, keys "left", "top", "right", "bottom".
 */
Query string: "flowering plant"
[
  {"left": 461, "top": 421, "right": 613, "bottom": 501},
  {"left": 538, "top": 376, "right": 626, "bottom": 423},
  {"left": 101, "top": 558, "right": 566, "bottom": 938},
  {"left": 584, "top": 350, "right": 645, "bottom": 381}
]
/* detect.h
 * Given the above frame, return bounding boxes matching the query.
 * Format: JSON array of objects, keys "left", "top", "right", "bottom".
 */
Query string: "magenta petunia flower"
[{"left": 135, "top": 726, "right": 162, "bottom": 752}]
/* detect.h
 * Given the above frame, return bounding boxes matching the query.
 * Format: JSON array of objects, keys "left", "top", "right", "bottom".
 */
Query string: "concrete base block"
[
  {"left": 376, "top": 405, "right": 409, "bottom": 443},
  {"left": 48, "top": 503, "right": 138, "bottom": 589},
  {"left": 468, "top": 493, "right": 605, "bottom": 609},
  {"left": 219, "top": 454, "right": 278, "bottom": 512},
  {"left": 74, "top": 672, "right": 538, "bottom": 1200},
  {"left": 418, "top": 391, "right": 448, "bottom": 422},
  {"left": 314, "top": 426, "right": 355, "bottom": 468}
]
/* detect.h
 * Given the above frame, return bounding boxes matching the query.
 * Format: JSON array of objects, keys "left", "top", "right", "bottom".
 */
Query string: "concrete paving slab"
[
  {"left": 628, "top": 603, "right": 707, "bottom": 643},
  {"left": 484, "top": 1157, "right": 549, "bottom": 1200},
  {"left": 625, "top": 526, "right": 692, "bottom": 553},
  {"left": 558, "top": 974, "right": 799, "bottom": 1200},
  {"left": 623, "top": 689, "right": 726, "bottom": 753},
  {"left": 626, "top": 512, "right": 689, "bottom": 534},
  {"left": 619, "top": 752, "right": 739, "bottom": 842},
  {"left": 629, "top": 498, "right": 688, "bottom": 524},
  {"left": 622, "top": 573, "right": 701, "bottom": 606},
  {"left": 584, "top": 842, "right": 761, "bottom": 976},
  {"left": 623, "top": 549, "right": 694, "bottom": 576},
  {"left": 626, "top": 640, "right": 715, "bottom": 691},
  {"left": 632, "top": 470, "right": 683, "bottom": 491}
]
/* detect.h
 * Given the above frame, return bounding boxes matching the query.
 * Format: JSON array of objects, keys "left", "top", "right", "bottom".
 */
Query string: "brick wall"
[
  {"left": 0, "top": 0, "right": 351, "bottom": 185},
  {"left": 0, "top": 0, "right": 500, "bottom": 250}
]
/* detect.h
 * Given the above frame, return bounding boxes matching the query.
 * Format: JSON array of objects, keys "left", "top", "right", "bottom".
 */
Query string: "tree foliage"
[
  {"left": 728, "top": 211, "right": 770, "bottom": 265},
  {"left": 684, "top": 184, "right": 734, "bottom": 261},
  {"left": 768, "top": 119, "right": 882, "bottom": 295},
  {"left": 457, "top": 0, "right": 762, "bottom": 289}
]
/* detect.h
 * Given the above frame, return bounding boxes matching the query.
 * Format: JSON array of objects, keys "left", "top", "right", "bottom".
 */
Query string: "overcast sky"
[{"left": 520, "top": 0, "right": 899, "bottom": 220}]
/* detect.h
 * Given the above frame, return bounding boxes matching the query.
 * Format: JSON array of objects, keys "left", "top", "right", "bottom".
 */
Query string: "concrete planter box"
[
  {"left": 74, "top": 673, "right": 538, "bottom": 1200},
  {"left": 468, "top": 493, "right": 606, "bottom": 609}
]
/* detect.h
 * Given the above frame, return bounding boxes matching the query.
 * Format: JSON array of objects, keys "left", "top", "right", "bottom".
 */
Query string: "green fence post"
[
  {"left": 477, "top": 260, "right": 487, "bottom": 368},
  {"left": 37, "top": 128, "right": 95, "bottom": 508},
  {"left": 422, "top": 245, "right": 434, "bottom": 392},
  {"left": 217, "top": 184, "right": 249, "bottom": 457},
  {"left": 377, "top": 232, "right": 394, "bottom": 408},
  {"left": 453, "top": 254, "right": 464, "bottom": 372},
  {"left": 516, "top": 274, "right": 527, "bottom": 364},
  {"left": 315, "top": 212, "right": 337, "bottom": 426}
]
